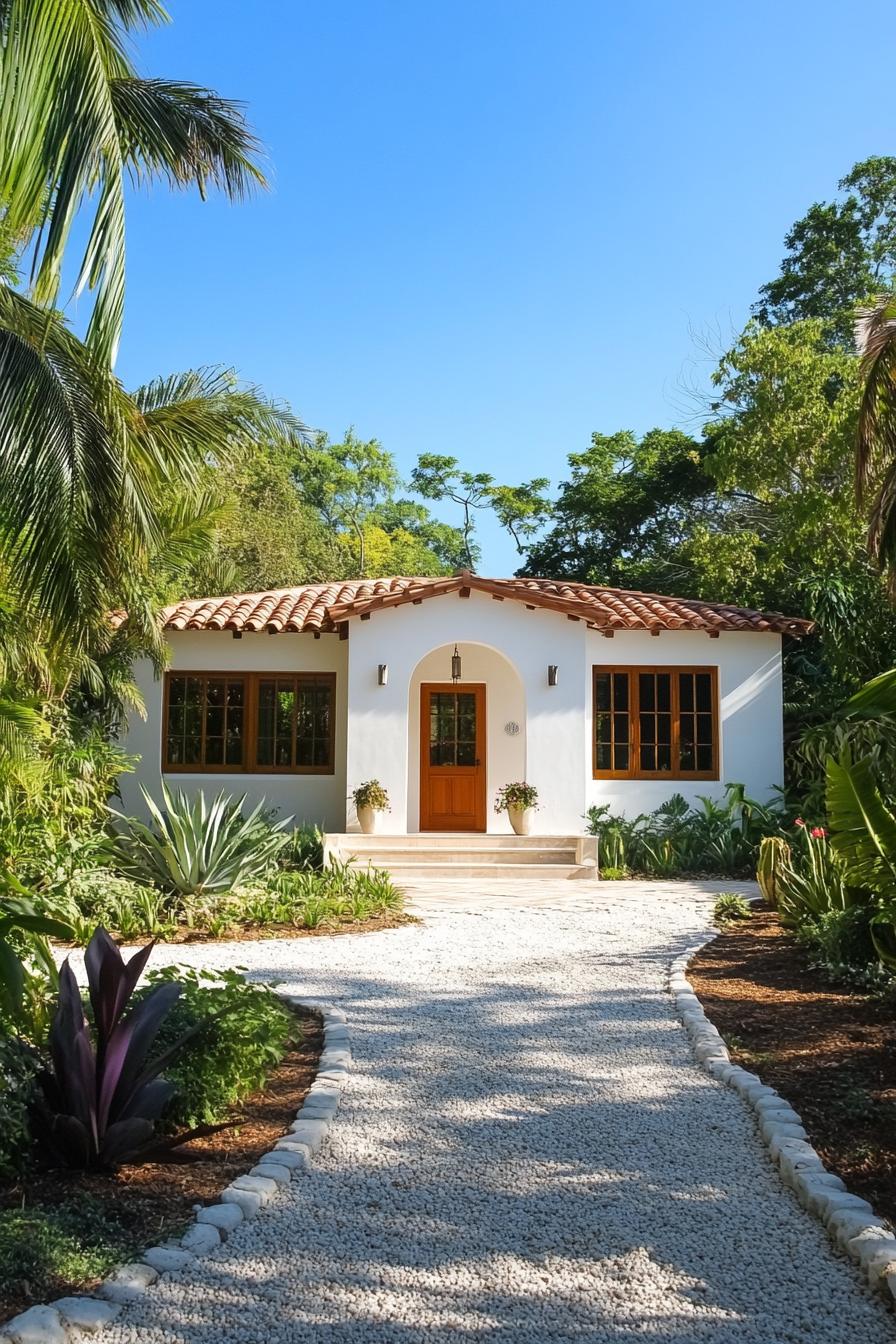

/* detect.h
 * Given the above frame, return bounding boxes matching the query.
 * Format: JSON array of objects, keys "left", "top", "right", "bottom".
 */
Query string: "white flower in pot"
[
  {"left": 494, "top": 782, "right": 539, "bottom": 836},
  {"left": 352, "top": 780, "right": 390, "bottom": 835}
]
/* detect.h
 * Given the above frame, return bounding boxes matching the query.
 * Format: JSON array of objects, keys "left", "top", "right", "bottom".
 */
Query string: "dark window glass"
[
  {"left": 594, "top": 671, "right": 631, "bottom": 774},
  {"left": 677, "top": 672, "right": 715, "bottom": 776},
  {"left": 429, "top": 691, "right": 477, "bottom": 767},
  {"left": 165, "top": 675, "right": 245, "bottom": 770}
]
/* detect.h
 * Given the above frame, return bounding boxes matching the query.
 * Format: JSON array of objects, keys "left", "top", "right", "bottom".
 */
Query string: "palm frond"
[
  {"left": 0, "top": 0, "right": 266, "bottom": 361},
  {"left": 110, "top": 78, "right": 266, "bottom": 198}
]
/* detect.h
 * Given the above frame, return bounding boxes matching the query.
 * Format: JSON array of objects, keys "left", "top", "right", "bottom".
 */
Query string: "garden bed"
[
  {"left": 0, "top": 1005, "right": 322, "bottom": 1322},
  {"left": 58, "top": 908, "right": 416, "bottom": 947},
  {"left": 689, "top": 906, "right": 896, "bottom": 1226}
]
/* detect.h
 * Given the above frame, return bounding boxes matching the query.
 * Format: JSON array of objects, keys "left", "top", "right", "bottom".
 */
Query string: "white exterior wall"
[
  {"left": 584, "top": 628, "right": 784, "bottom": 816},
  {"left": 345, "top": 590, "right": 588, "bottom": 833},
  {"left": 119, "top": 631, "right": 348, "bottom": 830},
  {"left": 118, "top": 593, "right": 785, "bottom": 834}
]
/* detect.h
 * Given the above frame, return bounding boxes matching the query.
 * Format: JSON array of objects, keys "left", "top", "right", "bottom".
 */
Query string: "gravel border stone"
[
  {"left": 0, "top": 999, "right": 347, "bottom": 1344},
  {"left": 670, "top": 920, "right": 896, "bottom": 1302}
]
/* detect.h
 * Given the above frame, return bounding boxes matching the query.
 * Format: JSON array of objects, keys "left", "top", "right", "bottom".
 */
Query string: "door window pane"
[{"left": 429, "top": 691, "right": 477, "bottom": 767}]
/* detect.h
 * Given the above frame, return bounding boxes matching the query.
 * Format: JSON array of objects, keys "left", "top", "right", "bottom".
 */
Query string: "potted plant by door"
[
  {"left": 494, "top": 782, "right": 539, "bottom": 836},
  {"left": 352, "top": 780, "right": 391, "bottom": 835}
]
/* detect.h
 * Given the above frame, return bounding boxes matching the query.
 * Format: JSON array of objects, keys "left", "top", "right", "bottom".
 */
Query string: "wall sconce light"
[
  {"left": 377, "top": 663, "right": 388, "bottom": 687},
  {"left": 548, "top": 664, "right": 559, "bottom": 687},
  {"left": 451, "top": 645, "right": 462, "bottom": 682}
]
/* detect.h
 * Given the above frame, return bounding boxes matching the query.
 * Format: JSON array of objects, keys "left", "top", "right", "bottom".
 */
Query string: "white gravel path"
[{"left": 103, "top": 879, "right": 894, "bottom": 1343}]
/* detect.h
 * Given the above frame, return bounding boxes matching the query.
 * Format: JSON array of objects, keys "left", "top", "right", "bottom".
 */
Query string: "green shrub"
[
  {"left": 113, "top": 785, "right": 290, "bottom": 898},
  {"left": 146, "top": 967, "right": 295, "bottom": 1128},
  {"left": 0, "top": 1197, "right": 142, "bottom": 1308},
  {"left": 280, "top": 823, "right": 324, "bottom": 872},
  {"left": 494, "top": 782, "right": 538, "bottom": 813},
  {"left": 351, "top": 780, "right": 390, "bottom": 811},
  {"left": 60, "top": 869, "right": 178, "bottom": 943},
  {"left": 586, "top": 785, "right": 785, "bottom": 877},
  {"left": 0, "top": 1033, "right": 38, "bottom": 1177},
  {"left": 713, "top": 893, "right": 753, "bottom": 924},
  {"left": 796, "top": 905, "right": 890, "bottom": 987}
]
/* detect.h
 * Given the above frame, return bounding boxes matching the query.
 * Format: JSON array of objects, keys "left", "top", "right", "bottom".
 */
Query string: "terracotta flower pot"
[
  {"left": 357, "top": 804, "right": 383, "bottom": 835},
  {"left": 508, "top": 805, "right": 533, "bottom": 836}
]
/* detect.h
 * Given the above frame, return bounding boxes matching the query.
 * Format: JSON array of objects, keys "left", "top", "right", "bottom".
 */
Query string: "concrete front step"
[
  {"left": 335, "top": 832, "right": 581, "bottom": 850},
  {"left": 340, "top": 846, "right": 578, "bottom": 866},
  {"left": 323, "top": 833, "right": 599, "bottom": 881},
  {"left": 381, "top": 862, "right": 595, "bottom": 880}
]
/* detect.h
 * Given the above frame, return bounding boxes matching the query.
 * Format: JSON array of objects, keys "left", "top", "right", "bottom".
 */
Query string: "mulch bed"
[
  {"left": 689, "top": 906, "right": 896, "bottom": 1225},
  {"left": 0, "top": 1006, "right": 323, "bottom": 1321}
]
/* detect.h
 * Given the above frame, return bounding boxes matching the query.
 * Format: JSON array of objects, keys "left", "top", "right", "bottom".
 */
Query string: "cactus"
[{"left": 756, "top": 836, "right": 791, "bottom": 909}]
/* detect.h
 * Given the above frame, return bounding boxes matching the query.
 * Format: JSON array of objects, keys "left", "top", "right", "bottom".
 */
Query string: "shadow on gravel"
[{"left": 117, "top": 936, "right": 892, "bottom": 1344}]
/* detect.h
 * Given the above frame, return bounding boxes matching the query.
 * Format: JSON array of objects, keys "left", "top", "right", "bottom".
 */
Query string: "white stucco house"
[{"left": 118, "top": 572, "right": 812, "bottom": 872}]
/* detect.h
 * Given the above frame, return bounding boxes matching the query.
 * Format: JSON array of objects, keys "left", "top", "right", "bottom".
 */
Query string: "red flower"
[
  {"left": 811, "top": 826, "right": 826, "bottom": 838},
  {"left": 794, "top": 817, "right": 805, "bottom": 827}
]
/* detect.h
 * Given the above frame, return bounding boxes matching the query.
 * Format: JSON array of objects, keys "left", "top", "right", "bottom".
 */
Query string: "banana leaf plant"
[
  {"left": 826, "top": 751, "right": 896, "bottom": 967},
  {"left": 32, "top": 928, "right": 196, "bottom": 1169}
]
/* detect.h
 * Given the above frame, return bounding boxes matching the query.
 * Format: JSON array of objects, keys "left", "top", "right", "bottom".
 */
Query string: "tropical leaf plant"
[
  {"left": 825, "top": 751, "right": 896, "bottom": 895},
  {"left": 0, "top": 875, "right": 72, "bottom": 1024},
  {"left": 113, "top": 785, "right": 291, "bottom": 897},
  {"left": 31, "top": 927, "right": 192, "bottom": 1168}
]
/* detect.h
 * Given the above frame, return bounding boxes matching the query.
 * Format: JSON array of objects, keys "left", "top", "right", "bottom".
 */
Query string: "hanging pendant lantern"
[{"left": 451, "top": 645, "right": 462, "bottom": 682}]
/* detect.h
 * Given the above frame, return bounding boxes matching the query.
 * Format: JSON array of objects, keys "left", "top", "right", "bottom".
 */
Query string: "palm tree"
[
  {"left": 855, "top": 294, "right": 896, "bottom": 585},
  {"left": 0, "top": 2, "right": 294, "bottom": 654},
  {"left": 0, "top": 0, "right": 266, "bottom": 363},
  {"left": 0, "top": 294, "right": 309, "bottom": 660}
]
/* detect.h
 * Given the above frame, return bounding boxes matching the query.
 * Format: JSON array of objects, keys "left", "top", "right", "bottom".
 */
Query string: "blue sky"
[{"left": 105, "top": 0, "right": 894, "bottom": 576}]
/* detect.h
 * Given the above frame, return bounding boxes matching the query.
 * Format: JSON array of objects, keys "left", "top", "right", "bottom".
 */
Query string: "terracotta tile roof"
[{"left": 153, "top": 573, "right": 814, "bottom": 637}]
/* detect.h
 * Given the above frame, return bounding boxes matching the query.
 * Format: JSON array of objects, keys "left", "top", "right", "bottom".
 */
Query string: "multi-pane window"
[
  {"left": 164, "top": 672, "right": 335, "bottom": 774},
  {"left": 165, "top": 675, "right": 245, "bottom": 769},
  {"left": 593, "top": 667, "right": 718, "bottom": 780},
  {"left": 256, "top": 676, "right": 334, "bottom": 771}
]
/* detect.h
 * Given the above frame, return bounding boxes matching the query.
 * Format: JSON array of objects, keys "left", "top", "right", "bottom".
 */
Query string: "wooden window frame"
[
  {"left": 592, "top": 665, "right": 719, "bottom": 781},
  {"left": 162, "top": 671, "right": 337, "bottom": 776}
]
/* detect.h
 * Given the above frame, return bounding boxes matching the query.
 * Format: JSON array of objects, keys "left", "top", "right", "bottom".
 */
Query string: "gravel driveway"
[{"left": 104, "top": 879, "right": 894, "bottom": 1343}]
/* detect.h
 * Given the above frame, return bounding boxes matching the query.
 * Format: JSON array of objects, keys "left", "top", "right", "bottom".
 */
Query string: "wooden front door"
[{"left": 420, "top": 683, "right": 486, "bottom": 832}]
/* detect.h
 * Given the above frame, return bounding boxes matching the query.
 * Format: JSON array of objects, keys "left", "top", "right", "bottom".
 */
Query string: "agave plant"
[
  {"left": 114, "top": 786, "right": 291, "bottom": 897},
  {"left": 32, "top": 928, "right": 191, "bottom": 1169}
]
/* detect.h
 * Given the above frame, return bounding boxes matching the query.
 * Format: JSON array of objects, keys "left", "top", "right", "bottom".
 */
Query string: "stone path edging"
[
  {"left": 0, "top": 999, "right": 348, "bottom": 1344},
  {"left": 670, "top": 923, "right": 896, "bottom": 1304}
]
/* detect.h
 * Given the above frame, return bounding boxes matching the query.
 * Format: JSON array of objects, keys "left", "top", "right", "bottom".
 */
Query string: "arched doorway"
[{"left": 407, "top": 642, "right": 525, "bottom": 832}]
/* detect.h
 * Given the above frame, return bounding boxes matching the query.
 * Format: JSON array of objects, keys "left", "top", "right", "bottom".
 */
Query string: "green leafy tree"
[
  {"left": 300, "top": 431, "right": 401, "bottom": 578},
  {"left": 754, "top": 156, "right": 896, "bottom": 340},
  {"left": 523, "top": 429, "right": 713, "bottom": 587},
  {"left": 411, "top": 453, "right": 550, "bottom": 569}
]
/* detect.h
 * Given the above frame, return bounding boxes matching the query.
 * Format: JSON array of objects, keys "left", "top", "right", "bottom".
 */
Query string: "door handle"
[{"left": 475, "top": 759, "right": 481, "bottom": 766}]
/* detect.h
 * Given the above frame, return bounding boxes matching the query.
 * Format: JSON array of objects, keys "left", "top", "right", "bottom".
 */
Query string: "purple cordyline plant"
[{"left": 33, "top": 928, "right": 192, "bottom": 1169}]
